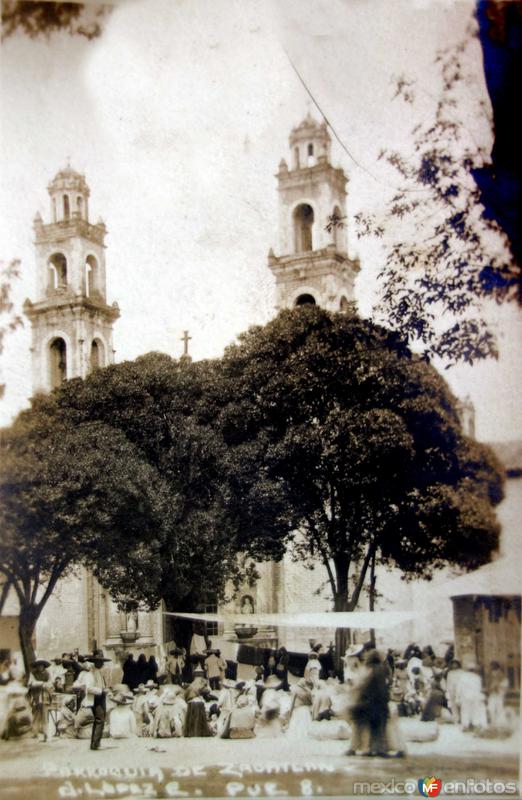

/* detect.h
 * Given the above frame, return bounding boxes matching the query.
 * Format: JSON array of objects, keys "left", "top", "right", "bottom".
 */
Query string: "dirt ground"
[{"left": 0, "top": 724, "right": 519, "bottom": 800}]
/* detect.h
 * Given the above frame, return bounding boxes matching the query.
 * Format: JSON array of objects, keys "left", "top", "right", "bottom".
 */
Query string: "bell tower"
[
  {"left": 24, "top": 167, "right": 120, "bottom": 393},
  {"left": 268, "top": 114, "right": 359, "bottom": 311}
]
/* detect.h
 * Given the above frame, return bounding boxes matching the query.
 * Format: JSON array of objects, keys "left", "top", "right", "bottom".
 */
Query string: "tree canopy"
[
  {"left": 1, "top": 311, "right": 505, "bottom": 662},
  {"left": 217, "top": 306, "right": 504, "bottom": 614},
  {"left": 0, "top": 409, "right": 166, "bottom": 669},
  {"left": 1, "top": 1, "right": 108, "bottom": 41},
  {"left": 26, "top": 353, "right": 286, "bottom": 647}
]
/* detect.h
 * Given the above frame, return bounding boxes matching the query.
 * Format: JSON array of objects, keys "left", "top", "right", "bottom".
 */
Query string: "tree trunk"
[
  {"left": 332, "top": 556, "right": 351, "bottom": 674},
  {"left": 18, "top": 606, "right": 39, "bottom": 677},
  {"left": 333, "top": 594, "right": 351, "bottom": 676},
  {"left": 368, "top": 550, "right": 377, "bottom": 648}
]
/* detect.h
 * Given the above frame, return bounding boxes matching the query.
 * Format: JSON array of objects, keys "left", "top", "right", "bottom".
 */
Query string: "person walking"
[
  {"left": 74, "top": 650, "right": 110, "bottom": 750},
  {"left": 349, "top": 650, "right": 389, "bottom": 757}
]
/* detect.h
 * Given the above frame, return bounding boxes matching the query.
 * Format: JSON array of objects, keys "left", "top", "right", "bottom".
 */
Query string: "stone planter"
[
  {"left": 234, "top": 625, "right": 258, "bottom": 640},
  {"left": 120, "top": 630, "right": 139, "bottom": 643}
]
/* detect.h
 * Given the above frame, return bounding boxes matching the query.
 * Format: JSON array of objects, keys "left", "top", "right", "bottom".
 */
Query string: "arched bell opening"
[{"left": 293, "top": 203, "right": 314, "bottom": 253}]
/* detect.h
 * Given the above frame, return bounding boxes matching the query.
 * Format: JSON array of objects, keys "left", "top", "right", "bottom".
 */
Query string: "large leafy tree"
[
  {"left": 40, "top": 353, "right": 286, "bottom": 650},
  {"left": 217, "top": 307, "right": 504, "bottom": 635},
  {"left": 0, "top": 410, "right": 166, "bottom": 671}
]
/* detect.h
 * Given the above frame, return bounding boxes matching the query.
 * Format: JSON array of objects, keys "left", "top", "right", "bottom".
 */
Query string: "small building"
[{"left": 451, "top": 558, "right": 520, "bottom": 704}]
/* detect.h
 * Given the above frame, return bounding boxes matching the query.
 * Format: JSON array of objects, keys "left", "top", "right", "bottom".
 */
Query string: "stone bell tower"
[
  {"left": 268, "top": 114, "right": 359, "bottom": 311},
  {"left": 24, "top": 166, "right": 120, "bottom": 393}
]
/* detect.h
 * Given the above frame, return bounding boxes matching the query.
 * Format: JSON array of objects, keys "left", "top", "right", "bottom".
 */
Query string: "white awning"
[{"left": 162, "top": 610, "right": 418, "bottom": 629}]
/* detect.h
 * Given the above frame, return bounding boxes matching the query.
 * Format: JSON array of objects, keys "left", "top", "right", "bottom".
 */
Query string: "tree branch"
[
  {"left": 29, "top": 563, "right": 41, "bottom": 606},
  {"left": 35, "top": 560, "right": 68, "bottom": 615},
  {"left": 349, "top": 541, "right": 376, "bottom": 611},
  {"left": 0, "top": 577, "right": 12, "bottom": 614},
  {"left": 303, "top": 516, "right": 337, "bottom": 598}
]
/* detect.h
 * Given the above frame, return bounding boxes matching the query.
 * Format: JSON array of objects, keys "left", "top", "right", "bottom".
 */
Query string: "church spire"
[
  {"left": 267, "top": 115, "right": 359, "bottom": 312},
  {"left": 24, "top": 168, "right": 119, "bottom": 393}
]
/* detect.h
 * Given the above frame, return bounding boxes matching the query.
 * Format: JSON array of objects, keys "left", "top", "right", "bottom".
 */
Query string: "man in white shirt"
[{"left": 73, "top": 650, "right": 110, "bottom": 749}]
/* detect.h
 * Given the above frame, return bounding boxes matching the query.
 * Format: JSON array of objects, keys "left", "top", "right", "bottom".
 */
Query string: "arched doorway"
[
  {"left": 90, "top": 339, "right": 105, "bottom": 371},
  {"left": 295, "top": 293, "right": 316, "bottom": 306},
  {"left": 49, "top": 338, "right": 67, "bottom": 388}
]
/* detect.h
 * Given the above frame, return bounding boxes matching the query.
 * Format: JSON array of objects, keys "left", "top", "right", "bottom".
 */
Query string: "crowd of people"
[{"left": 0, "top": 639, "right": 513, "bottom": 754}]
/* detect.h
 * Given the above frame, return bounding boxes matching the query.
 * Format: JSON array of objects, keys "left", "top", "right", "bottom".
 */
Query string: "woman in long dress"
[
  {"left": 183, "top": 673, "right": 213, "bottom": 737},
  {"left": 275, "top": 647, "right": 290, "bottom": 692},
  {"left": 28, "top": 659, "right": 53, "bottom": 741},
  {"left": 303, "top": 652, "right": 321, "bottom": 687},
  {"left": 286, "top": 678, "right": 314, "bottom": 739},
  {"left": 487, "top": 661, "right": 508, "bottom": 729}
]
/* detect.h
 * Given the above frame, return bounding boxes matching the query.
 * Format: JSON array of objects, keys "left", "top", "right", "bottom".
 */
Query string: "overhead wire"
[{"left": 283, "top": 47, "right": 433, "bottom": 195}]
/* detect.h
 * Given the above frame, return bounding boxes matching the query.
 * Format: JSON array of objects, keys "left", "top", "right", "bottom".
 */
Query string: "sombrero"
[
  {"left": 31, "top": 658, "right": 51, "bottom": 668},
  {"left": 85, "top": 649, "right": 111, "bottom": 663},
  {"left": 264, "top": 674, "right": 283, "bottom": 689},
  {"left": 112, "top": 691, "right": 134, "bottom": 705}
]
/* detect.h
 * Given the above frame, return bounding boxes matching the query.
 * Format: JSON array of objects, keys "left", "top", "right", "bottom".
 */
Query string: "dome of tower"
[
  {"left": 48, "top": 165, "right": 90, "bottom": 196},
  {"left": 290, "top": 113, "right": 329, "bottom": 142},
  {"left": 288, "top": 113, "right": 331, "bottom": 169}
]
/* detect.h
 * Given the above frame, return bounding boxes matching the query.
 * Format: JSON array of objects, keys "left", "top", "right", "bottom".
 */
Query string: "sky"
[{"left": 1, "top": 0, "right": 521, "bottom": 442}]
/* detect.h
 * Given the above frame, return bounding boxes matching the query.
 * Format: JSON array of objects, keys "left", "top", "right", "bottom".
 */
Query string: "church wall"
[{"left": 35, "top": 572, "right": 90, "bottom": 657}]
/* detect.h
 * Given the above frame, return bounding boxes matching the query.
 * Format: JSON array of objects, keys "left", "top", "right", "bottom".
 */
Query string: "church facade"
[{"left": 4, "top": 116, "right": 518, "bottom": 677}]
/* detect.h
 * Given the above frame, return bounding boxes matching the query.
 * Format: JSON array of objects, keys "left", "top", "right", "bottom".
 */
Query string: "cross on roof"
[{"left": 181, "top": 330, "right": 192, "bottom": 358}]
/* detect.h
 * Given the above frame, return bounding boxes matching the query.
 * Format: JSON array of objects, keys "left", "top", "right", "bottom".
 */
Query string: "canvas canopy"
[{"left": 163, "top": 610, "right": 418, "bottom": 629}]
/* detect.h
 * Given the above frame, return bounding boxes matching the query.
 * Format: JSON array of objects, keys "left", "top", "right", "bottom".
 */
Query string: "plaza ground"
[{"left": 0, "top": 724, "right": 519, "bottom": 800}]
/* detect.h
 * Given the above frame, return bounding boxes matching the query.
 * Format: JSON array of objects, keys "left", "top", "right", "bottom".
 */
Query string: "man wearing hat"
[
  {"left": 153, "top": 686, "right": 186, "bottom": 738},
  {"left": 166, "top": 646, "right": 185, "bottom": 686},
  {"left": 73, "top": 649, "right": 110, "bottom": 750},
  {"left": 108, "top": 690, "right": 137, "bottom": 739}
]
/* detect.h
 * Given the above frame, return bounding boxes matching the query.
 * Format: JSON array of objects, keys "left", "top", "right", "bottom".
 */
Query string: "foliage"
[
  {"left": 354, "top": 31, "right": 521, "bottom": 366},
  {"left": 37, "top": 352, "right": 282, "bottom": 615},
  {"left": 217, "top": 306, "right": 504, "bottom": 612},
  {"left": 0, "top": 260, "right": 23, "bottom": 399},
  {"left": 0, "top": 411, "right": 166, "bottom": 669},
  {"left": 1, "top": 1, "right": 109, "bottom": 41}
]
